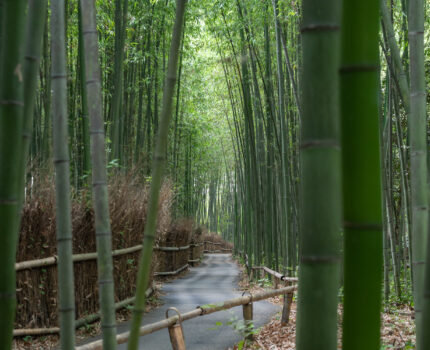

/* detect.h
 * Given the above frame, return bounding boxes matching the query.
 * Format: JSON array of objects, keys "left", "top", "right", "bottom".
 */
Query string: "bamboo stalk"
[
  {"left": 127, "top": 1, "right": 188, "bottom": 347},
  {"left": 77, "top": 285, "right": 297, "bottom": 350},
  {"left": 341, "top": 0, "right": 383, "bottom": 348},
  {"left": 80, "top": 1, "right": 118, "bottom": 347},
  {"left": 0, "top": 0, "right": 27, "bottom": 346},
  {"left": 51, "top": 0, "right": 76, "bottom": 346},
  {"left": 297, "top": 1, "right": 342, "bottom": 349},
  {"left": 408, "top": 0, "right": 428, "bottom": 347}
]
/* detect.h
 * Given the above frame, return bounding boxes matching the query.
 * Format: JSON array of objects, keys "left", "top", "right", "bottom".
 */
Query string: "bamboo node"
[
  {"left": 86, "top": 79, "right": 100, "bottom": 85},
  {"left": 95, "top": 231, "right": 111, "bottom": 237},
  {"left": 343, "top": 221, "right": 382, "bottom": 231},
  {"left": 51, "top": 74, "right": 67, "bottom": 79},
  {"left": 408, "top": 30, "right": 424, "bottom": 36},
  {"left": 300, "top": 255, "right": 341, "bottom": 264},
  {"left": 300, "top": 139, "right": 340, "bottom": 150},
  {"left": 98, "top": 279, "right": 114, "bottom": 285},
  {"left": 56, "top": 236, "right": 72, "bottom": 243},
  {"left": 0, "top": 198, "right": 17, "bottom": 205},
  {"left": 0, "top": 99, "right": 24, "bottom": 106},
  {"left": 53, "top": 158, "right": 70, "bottom": 164},
  {"left": 0, "top": 292, "right": 16, "bottom": 299},
  {"left": 24, "top": 54, "right": 38, "bottom": 62},
  {"left": 339, "top": 64, "right": 379, "bottom": 73},
  {"left": 58, "top": 307, "right": 75, "bottom": 313},
  {"left": 300, "top": 23, "right": 340, "bottom": 33}
]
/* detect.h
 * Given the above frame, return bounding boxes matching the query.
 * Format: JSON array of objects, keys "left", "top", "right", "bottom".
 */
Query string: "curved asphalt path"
[{"left": 81, "top": 253, "right": 280, "bottom": 350}]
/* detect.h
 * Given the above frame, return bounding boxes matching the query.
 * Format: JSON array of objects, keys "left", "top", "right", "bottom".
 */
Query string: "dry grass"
[
  {"left": 203, "top": 232, "right": 233, "bottom": 251},
  {"left": 16, "top": 171, "right": 173, "bottom": 329}
]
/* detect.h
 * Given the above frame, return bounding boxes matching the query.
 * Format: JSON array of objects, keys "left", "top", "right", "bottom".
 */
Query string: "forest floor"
[{"left": 232, "top": 274, "right": 416, "bottom": 350}]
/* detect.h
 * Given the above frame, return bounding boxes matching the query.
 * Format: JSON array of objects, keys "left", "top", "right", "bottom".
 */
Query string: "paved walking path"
[{"left": 82, "top": 253, "right": 280, "bottom": 350}]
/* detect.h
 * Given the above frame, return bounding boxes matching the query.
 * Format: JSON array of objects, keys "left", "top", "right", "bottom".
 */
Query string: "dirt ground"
[{"left": 232, "top": 267, "right": 415, "bottom": 350}]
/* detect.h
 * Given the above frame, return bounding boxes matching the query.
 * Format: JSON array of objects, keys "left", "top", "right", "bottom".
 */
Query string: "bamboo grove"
[{"left": 0, "top": 0, "right": 429, "bottom": 349}]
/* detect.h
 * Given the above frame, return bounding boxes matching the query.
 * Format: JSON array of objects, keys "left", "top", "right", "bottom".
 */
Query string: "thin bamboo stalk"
[
  {"left": 0, "top": 0, "right": 28, "bottom": 347},
  {"left": 18, "top": 0, "right": 47, "bottom": 210},
  {"left": 408, "top": 0, "right": 428, "bottom": 347},
  {"left": 80, "top": 1, "right": 118, "bottom": 347},
  {"left": 51, "top": 0, "right": 76, "bottom": 346},
  {"left": 127, "top": 2, "right": 187, "bottom": 349}
]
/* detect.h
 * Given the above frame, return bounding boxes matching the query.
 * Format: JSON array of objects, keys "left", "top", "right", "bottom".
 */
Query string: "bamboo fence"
[
  {"left": 14, "top": 243, "right": 207, "bottom": 336},
  {"left": 76, "top": 285, "right": 297, "bottom": 350}
]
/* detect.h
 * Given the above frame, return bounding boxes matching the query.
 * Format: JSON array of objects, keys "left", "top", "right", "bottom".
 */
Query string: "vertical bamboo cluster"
[
  {"left": 19, "top": 0, "right": 47, "bottom": 208},
  {"left": 340, "top": 0, "right": 383, "bottom": 349},
  {"left": 50, "top": 0, "right": 76, "bottom": 347},
  {"left": 80, "top": 0, "right": 118, "bottom": 348},
  {"left": 127, "top": 0, "right": 187, "bottom": 348},
  {"left": 0, "top": 0, "right": 26, "bottom": 347},
  {"left": 408, "top": 0, "right": 428, "bottom": 348},
  {"left": 296, "top": 0, "right": 342, "bottom": 349}
]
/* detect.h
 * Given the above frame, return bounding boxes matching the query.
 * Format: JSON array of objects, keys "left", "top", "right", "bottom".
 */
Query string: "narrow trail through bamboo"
[{"left": 77, "top": 254, "right": 283, "bottom": 350}]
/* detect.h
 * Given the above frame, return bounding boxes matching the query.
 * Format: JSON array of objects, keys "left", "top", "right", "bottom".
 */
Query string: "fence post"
[
  {"left": 281, "top": 281, "right": 294, "bottom": 326},
  {"left": 242, "top": 292, "right": 254, "bottom": 341},
  {"left": 166, "top": 307, "right": 186, "bottom": 350}
]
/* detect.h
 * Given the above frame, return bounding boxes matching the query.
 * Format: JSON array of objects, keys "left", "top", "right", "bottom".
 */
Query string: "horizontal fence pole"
[
  {"left": 157, "top": 245, "right": 190, "bottom": 252},
  {"left": 203, "top": 241, "right": 222, "bottom": 245},
  {"left": 154, "top": 264, "right": 189, "bottom": 276},
  {"left": 76, "top": 285, "right": 297, "bottom": 350},
  {"left": 251, "top": 266, "right": 298, "bottom": 282},
  {"left": 13, "top": 286, "right": 154, "bottom": 337},
  {"left": 15, "top": 244, "right": 194, "bottom": 271}
]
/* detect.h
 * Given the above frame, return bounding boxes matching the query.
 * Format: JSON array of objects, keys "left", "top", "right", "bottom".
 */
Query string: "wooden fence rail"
[
  {"left": 15, "top": 244, "right": 198, "bottom": 271},
  {"left": 76, "top": 285, "right": 297, "bottom": 350},
  {"left": 251, "top": 266, "right": 298, "bottom": 283},
  {"left": 13, "top": 286, "right": 154, "bottom": 337}
]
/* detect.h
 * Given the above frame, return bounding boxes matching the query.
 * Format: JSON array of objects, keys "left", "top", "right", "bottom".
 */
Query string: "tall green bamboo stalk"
[
  {"left": 0, "top": 0, "right": 26, "bottom": 347},
  {"left": 341, "top": 0, "right": 383, "bottom": 349},
  {"left": 18, "top": 0, "right": 47, "bottom": 208},
  {"left": 78, "top": 1, "right": 91, "bottom": 177},
  {"left": 111, "top": 0, "right": 128, "bottom": 162},
  {"left": 295, "top": 0, "right": 342, "bottom": 349},
  {"left": 80, "top": 0, "right": 117, "bottom": 348},
  {"left": 127, "top": 1, "right": 187, "bottom": 348},
  {"left": 50, "top": 0, "right": 76, "bottom": 347},
  {"left": 408, "top": 0, "right": 428, "bottom": 348},
  {"left": 380, "top": 0, "right": 410, "bottom": 112}
]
